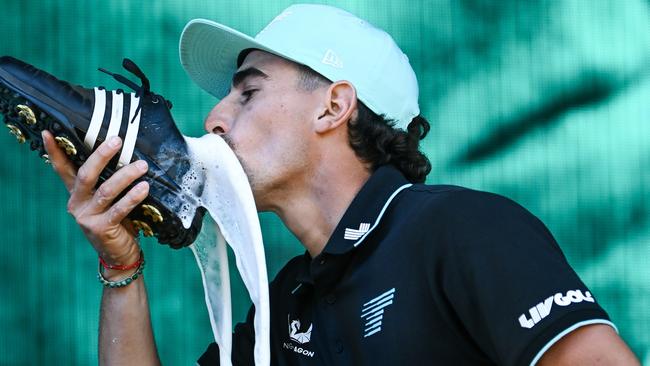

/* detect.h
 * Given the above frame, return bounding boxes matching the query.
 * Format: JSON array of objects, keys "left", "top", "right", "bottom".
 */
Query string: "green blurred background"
[{"left": 0, "top": 0, "right": 648, "bottom": 364}]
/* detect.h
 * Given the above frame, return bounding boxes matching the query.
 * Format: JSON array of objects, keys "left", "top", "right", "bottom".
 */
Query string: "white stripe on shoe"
[
  {"left": 83, "top": 87, "right": 106, "bottom": 150},
  {"left": 105, "top": 90, "right": 124, "bottom": 142},
  {"left": 118, "top": 94, "right": 141, "bottom": 167}
]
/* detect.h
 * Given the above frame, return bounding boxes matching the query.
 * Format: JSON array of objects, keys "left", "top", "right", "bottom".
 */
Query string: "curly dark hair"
[
  {"left": 295, "top": 64, "right": 431, "bottom": 183},
  {"left": 348, "top": 104, "right": 431, "bottom": 183}
]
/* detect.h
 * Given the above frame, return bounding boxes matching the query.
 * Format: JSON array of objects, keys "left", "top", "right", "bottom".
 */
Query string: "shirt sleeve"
[
  {"left": 435, "top": 189, "right": 614, "bottom": 366},
  {"left": 197, "top": 306, "right": 256, "bottom": 366}
]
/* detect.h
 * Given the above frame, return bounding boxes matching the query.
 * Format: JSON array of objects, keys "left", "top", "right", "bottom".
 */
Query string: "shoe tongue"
[
  {"left": 184, "top": 134, "right": 271, "bottom": 366},
  {"left": 133, "top": 99, "right": 189, "bottom": 177}
]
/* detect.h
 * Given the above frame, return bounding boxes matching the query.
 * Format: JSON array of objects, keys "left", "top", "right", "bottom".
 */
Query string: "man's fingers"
[
  {"left": 91, "top": 160, "right": 149, "bottom": 213},
  {"left": 72, "top": 136, "right": 122, "bottom": 198},
  {"left": 106, "top": 181, "right": 149, "bottom": 225},
  {"left": 42, "top": 130, "right": 77, "bottom": 192}
]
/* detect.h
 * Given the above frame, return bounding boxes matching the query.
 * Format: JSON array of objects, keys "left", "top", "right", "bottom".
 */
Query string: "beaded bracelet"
[
  {"left": 99, "top": 250, "right": 144, "bottom": 271},
  {"left": 97, "top": 257, "right": 146, "bottom": 288}
]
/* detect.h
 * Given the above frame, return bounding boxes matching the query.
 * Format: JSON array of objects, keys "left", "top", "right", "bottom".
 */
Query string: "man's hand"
[
  {"left": 43, "top": 130, "right": 160, "bottom": 365},
  {"left": 43, "top": 130, "right": 149, "bottom": 266}
]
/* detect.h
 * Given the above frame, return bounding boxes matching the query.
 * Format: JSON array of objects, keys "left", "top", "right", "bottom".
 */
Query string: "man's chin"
[
  {"left": 236, "top": 156, "right": 262, "bottom": 200},
  {"left": 220, "top": 135, "right": 255, "bottom": 183}
]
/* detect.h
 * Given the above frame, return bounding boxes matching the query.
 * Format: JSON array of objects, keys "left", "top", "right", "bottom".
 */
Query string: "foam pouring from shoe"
[{"left": 184, "top": 134, "right": 270, "bottom": 366}]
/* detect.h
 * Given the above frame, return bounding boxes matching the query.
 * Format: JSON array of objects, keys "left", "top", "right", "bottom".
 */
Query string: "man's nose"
[{"left": 204, "top": 102, "right": 231, "bottom": 135}]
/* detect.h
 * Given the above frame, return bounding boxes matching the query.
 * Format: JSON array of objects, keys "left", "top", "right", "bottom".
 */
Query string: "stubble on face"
[
  {"left": 221, "top": 133, "right": 259, "bottom": 192},
  {"left": 218, "top": 52, "right": 326, "bottom": 210}
]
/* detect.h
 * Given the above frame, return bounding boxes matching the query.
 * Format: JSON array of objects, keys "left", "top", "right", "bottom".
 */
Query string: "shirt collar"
[{"left": 322, "top": 165, "right": 412, "bottom": 255}]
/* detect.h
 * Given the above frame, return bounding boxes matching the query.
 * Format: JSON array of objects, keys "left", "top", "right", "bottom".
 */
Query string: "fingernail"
[
  {"left": 108, "top": 136, "right": 121, "bottom": 147},
  {"left": 136, "top": 181, "right": 148, "bottom": 191},
  {"left": 135, "top": 160, "right": 148, "bottom": 171}
]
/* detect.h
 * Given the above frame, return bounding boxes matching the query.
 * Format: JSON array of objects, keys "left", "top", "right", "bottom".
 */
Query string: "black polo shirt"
[{"left": 198, "top": 165, "right": 613, "bottom": 366}]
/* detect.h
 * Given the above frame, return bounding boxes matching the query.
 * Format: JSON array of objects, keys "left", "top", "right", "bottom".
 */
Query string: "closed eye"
[{"left": 241, "top": 89, "right": 258, "bottom": 104}]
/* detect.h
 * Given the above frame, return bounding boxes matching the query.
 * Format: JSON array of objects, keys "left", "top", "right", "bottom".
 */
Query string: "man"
[{"left": 42, "top": 4, "right": 639, "bottom": 365}]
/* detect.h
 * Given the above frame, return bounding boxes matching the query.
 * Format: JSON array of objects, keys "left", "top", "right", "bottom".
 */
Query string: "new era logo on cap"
[{"left": 321, "top": 49, "right": 343, "bottom": 68}]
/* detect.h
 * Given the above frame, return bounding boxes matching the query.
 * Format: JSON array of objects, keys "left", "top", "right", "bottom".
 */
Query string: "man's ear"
[{"left": 315, "top": 81, "right": 357, "bottom": 134}]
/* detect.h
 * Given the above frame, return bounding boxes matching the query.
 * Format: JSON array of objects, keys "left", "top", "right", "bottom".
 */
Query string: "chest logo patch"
[
  {"left": 344, "top": 222, "right": 371, "bottom": 240},
  {"left": 288, "top": 315, "right": 313, "bottom": 344},
  {"left": 284, "top": 315, "right": 316, "bottom": 358},
  {"left": 361, "top": 287, "right": 396, "bottom": 338}
]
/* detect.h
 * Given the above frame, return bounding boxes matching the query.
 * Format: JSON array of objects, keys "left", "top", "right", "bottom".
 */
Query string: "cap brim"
[{"left": 179, "top": 19, "right": 274, "bottom": 100}]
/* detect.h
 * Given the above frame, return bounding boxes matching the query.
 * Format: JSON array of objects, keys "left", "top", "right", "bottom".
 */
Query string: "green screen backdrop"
[{"left": 0, "top": 0, "right": 648, "bottom": 364}]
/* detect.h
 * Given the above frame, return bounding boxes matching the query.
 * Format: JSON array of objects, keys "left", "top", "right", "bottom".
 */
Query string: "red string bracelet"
[{"left": 99, "top": 250, "right": 144, "bottom": 271}]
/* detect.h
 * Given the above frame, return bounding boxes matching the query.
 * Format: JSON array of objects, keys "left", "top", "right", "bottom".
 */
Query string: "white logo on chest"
[
  {"left": 344, "top": 222, "right": 370, "bottom": 240},
  {"left": 288, "top": 315, "right": 313, "bottom": 344},
  {"left": 361, "top": 288, "right": 396, "bottom": 337},
  {"left": 284, "top": 315, "right": 316, "bottom": 358}
]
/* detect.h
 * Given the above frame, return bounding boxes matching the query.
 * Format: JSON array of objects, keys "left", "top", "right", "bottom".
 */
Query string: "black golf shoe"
[{"left": 0, "top": 56, "right": 205, "bottom": 248}]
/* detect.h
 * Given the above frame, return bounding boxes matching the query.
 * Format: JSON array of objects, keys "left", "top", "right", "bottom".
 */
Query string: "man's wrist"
[
  {"left": 98, "top": 241, "right": 141, "bottom": 267},
  {"left": 98, "top": 246, "right": 144, "bottom": 282},
  {"left": 98, "top": 252, "right": 146, "bottom": 285},
  {"left": 102, "top": 266, "right": 142, "bottom": 282}
]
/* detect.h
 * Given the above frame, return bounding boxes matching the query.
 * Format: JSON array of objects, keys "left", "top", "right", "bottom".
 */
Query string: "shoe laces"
[{"left": 98, "top": 58, "right": 172, "bottom": 123}]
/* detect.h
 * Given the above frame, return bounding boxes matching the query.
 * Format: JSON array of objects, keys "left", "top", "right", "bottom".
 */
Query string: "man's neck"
[{"left": 271, "top": 163, "right": 370, "bottom": 258}]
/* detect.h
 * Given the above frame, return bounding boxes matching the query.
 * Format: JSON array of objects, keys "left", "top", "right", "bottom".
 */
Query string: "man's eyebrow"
[{"left": 231, "top": 67, "right": 269, "bottom": 89}]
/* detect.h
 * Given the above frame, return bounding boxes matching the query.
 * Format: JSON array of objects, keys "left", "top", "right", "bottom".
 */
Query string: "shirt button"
[
  {"left": 319, "top": 258, "right": 326, "bottom": 265},
  {"left": 326, "top": 294, "right": 336, "bottom": 304},
  {"left": 335, "top": 339, "right": 344, "bottom": 353}
]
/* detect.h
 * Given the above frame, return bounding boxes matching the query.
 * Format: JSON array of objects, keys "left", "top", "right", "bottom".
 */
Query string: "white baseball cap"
[{"left": 179, "top": 4, "right": 420, "bottom": 129}]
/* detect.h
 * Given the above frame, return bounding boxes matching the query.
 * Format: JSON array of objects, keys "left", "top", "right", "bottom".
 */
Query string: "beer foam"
[
  {"left": 178, "top": 161, "right": 203, "bottom": 229},
  {"left": 182, "top": 134, "right": 270, "bottom": 366}
]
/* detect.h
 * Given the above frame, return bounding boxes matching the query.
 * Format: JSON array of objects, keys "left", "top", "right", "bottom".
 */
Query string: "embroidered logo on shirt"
[
  {"left": 288, "top": 315, "right": 313, "bottom": 344},
  {"left": 518, "top": 289, "right": 595, "bottom": 329},
  {"left": 344, "top": 222, "right": 370, "bottom": 240},
  {"left": 283, "top": 315, "right": 316, "bottom": 358},
  {"left": 361, "top": 288, "right": 396, "bottom": 337}
]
